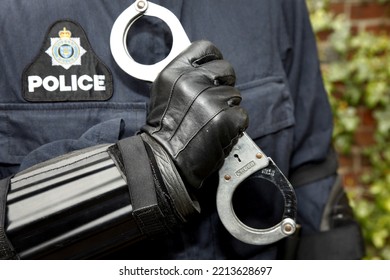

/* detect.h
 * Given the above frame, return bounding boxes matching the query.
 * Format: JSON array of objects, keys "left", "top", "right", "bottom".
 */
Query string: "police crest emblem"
[
  {"left": 46, "top": 27, "right": 86, "bottom": 69},
  {"left": 22, "top": 20, "right": 113, "bottom": 102}
]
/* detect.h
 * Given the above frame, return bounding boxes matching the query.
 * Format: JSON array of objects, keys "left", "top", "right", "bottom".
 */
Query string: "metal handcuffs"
[{"left": 110, "top": 0, "right": 297, "bottom": 245}]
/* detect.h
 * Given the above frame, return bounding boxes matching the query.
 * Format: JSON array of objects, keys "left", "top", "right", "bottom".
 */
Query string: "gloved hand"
[
  {"left": 141, "top": 40, "right": 249, "bottom": 189},
  {"left": 0, "top": 41, "right": 248, "bottom": 260}
]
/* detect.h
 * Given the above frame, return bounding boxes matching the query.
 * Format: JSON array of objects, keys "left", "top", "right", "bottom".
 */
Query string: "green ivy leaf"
[
  {"left": 307, "top": 0, "right": 390, "bottom": 259},
  {"left": 372, "top": 229, "right": 388, "bottom": 249}
]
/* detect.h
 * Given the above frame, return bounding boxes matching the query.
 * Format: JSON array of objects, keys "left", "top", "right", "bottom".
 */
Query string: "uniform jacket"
[{"left": 0, "top": 0, "right": 341, "bottom": 259}]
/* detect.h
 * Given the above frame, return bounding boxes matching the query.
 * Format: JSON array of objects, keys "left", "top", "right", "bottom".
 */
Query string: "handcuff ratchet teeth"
[{"left": 110, "top": 0, "right": 298, "bottom": 245}]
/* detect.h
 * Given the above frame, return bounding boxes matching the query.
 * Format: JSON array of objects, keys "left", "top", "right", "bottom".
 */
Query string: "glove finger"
[
  {"left": 168, "top": 40, "right": 223, "bottom": 69},
  {"left": 188, "top": 40, "right": 223, "bottom": 65},
  {"left": 195, "top": 85, "right": 242, "bottom": 109},
  {"left": 197, "top": 59, "right": 236, "bottom": 87},
  {"left": 217, "top": 106, "right": 249, "bottom": 156}
]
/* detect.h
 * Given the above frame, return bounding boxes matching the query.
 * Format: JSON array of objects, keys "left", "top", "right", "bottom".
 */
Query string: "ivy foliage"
[{"left": 306, "top": 0, "right": 390, "bottom": 259}]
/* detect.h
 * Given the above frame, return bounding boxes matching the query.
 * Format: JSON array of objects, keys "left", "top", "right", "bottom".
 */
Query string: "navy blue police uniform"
[{"left": 0, "top": 0, "right": 364, "bottom": 259}]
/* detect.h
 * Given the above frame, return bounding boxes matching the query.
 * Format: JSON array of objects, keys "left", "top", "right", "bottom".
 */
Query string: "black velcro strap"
[
  {"left": 290, "top": 147, "right": 339, "bottom": 188},
  {"left": 0, "top": 177, "right": 19, "bottom": 259},
  {"left": 297, "top": 222, "right": 365, "bottom": 260},
  {"left": 117, "top": 136, "right": 166, "bottom": 237}
]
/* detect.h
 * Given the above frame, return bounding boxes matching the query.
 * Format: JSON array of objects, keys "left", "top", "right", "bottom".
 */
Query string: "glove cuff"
[{"left": 140, "top": 133, "right": 200, "bottom": 222}]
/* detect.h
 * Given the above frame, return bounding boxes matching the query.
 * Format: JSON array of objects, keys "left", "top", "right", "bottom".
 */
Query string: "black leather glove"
[
  {"left": 142, "top": 40, "right": 248, "bottom": 189},
  {"left": 0, "top": 41, "right": 248, "bottom": 260}
]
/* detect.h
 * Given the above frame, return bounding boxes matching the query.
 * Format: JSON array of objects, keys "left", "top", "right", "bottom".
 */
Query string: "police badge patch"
[
  {"left": 46, "top": 27, "right": 86, "bottom": 70},
  {"left": 22, "top": 20, "right": 113, "bottom": 102}
]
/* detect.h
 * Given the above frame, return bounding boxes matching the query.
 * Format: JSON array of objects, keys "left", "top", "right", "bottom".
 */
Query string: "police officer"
[{"left": 0, "top": 0, "right": 364, "bottom": 259}]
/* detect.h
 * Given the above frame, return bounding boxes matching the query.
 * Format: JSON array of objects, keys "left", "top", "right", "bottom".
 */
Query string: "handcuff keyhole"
[{"left": 234, "top": 154, "right": 242, "bottom": 162}]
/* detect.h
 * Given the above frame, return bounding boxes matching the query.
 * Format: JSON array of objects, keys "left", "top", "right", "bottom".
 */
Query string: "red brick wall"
[
  {"left": 338, "top": 107, "right": 376, "bottom": 188},
  {"left": 328, "top": 0, "right": 390, "bottom": 188},
  {"left": 330, "top": 0, "right": 390, "bottom": 34}
]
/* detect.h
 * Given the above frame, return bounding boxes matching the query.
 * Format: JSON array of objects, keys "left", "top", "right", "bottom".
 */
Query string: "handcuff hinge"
[{"left": 135, "top": 0, "right": 148, "bottom": 13}]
